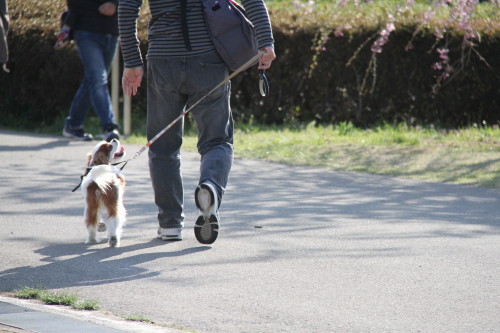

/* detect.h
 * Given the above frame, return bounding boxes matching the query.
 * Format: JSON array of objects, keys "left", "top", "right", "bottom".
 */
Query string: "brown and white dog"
[{"left": 81, "top": 139, "right": 126, "bottom": 247}]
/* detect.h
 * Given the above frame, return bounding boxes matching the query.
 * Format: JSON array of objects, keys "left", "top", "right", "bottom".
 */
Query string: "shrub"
[{"left": 0, "top": 0, "right": 499, "bottom": 130}]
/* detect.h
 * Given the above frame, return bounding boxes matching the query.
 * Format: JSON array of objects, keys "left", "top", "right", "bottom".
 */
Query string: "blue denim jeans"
[
  {"left": 147, "top": 51, "right": 233, "bottom": 229},
  {"left": 65, "top": 30, "right": 118, "bottom": 132}
]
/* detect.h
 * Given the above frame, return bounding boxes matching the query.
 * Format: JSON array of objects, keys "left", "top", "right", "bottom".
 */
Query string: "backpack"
[
  {"left": 151, "top": 0, "right": 259, "bottom": 72},
  {"left": 201, "top": 0, "right": 258, "bottom": 72}
]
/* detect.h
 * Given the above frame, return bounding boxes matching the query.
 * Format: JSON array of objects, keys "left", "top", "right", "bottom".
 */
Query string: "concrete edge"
[{"left": 0, "top": 295, "right": 188, "bottom": 333}]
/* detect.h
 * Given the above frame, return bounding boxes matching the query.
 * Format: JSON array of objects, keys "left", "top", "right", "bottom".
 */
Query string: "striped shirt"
[{"left": 118, "top": 0, "right": 274, "bottom": 68}]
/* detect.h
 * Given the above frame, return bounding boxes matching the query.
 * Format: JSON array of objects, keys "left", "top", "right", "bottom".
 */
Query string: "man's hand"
[
  {"left": 98, "top": 2, "right": 117, "bottom": 16},
  {"left": 122, "top": 67, "right": 144, "bottom": 97},
  {"left": 258, "top": 46, "right": 276, "bottom": 70}
]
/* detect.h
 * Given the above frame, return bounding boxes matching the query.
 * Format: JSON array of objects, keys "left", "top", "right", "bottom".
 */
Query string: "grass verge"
[
  {"left": 13, "top": 287, "right": 100, "bottom": 311},
  {"left": 123, "top": 315, "right": 155, "bottom": 323},
  {"left": 8, "top": 287, "right": 195, "bottom": 331},
  {"left": 233, "top": 122, "right": 500, "bottom": 188},
  {"left": 150, "top": 121, "right": 500, "bottom": 189},
  {"left": 121, "top": 315, "right": 197, "bottom": 332},
  {"left": 4, "top": 119, "right": 500, "bottom": 188}
]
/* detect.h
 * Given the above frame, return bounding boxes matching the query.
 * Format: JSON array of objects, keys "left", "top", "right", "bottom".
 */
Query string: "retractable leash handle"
[{"left": 259, "top": 69, "right": 269, "bottom": 97}]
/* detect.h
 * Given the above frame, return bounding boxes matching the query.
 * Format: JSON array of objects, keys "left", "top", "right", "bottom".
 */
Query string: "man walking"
[
  {"left": 118, "top": 0, "right": 276, "bottom": 244},
  {"left": 58, "top": 0, "right": 122, "bottom": 142}
]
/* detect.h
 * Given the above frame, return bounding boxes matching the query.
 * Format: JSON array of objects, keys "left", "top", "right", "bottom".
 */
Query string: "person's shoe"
[
  {"left": 194, "top": 183, "right": 219, "bottom": 244},
  {"left": 63, "top": 127, "right": 93, "bottom": 141},
  {"left": 104, "top": 129, "right": 120, "bottom": 142},
  {"left": 157, "top": 227, "right": 183, "bottom": 241}
]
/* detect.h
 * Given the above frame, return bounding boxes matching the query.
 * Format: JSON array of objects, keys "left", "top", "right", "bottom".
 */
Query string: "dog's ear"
[{"left": 86, "top": 152, "right": 92, "bottom": 167}]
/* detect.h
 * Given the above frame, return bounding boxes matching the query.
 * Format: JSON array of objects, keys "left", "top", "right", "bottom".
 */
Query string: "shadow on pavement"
[{"left": 0, "top": 240, "right": 210, "bottom": 289}]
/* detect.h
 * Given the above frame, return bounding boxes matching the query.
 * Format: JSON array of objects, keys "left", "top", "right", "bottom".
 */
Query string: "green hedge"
[
  {"left": 235, "top": 28, "right": 500, "bottom": 127},
  {"left": 0, "top": 0, "right": 499, "bottom": 129}
]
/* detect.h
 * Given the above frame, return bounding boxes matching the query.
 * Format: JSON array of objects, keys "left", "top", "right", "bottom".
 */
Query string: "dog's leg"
[
  {"left": 105, "top": 207, "right": 123, "bottom": 248},
  {"left": 107, "top": 210, "right": 126, "bottom": 248},
  {"left": 107, "top": 216, "right": 120, "bottom": 247},
  {"left": 114, "top": 202, "right": 126, "bottom": 247},
  {"left": 85, "top": 211, "right": 99, "bottom": 244},
  {"left": 105, "top": 208, "right": 126, "bottom": 247},
  {"left": 85, "top": 184, "right": 100, "bottom": 244},
  {"left": 103, "top": 183, "right": 126, "bottom": 247}
]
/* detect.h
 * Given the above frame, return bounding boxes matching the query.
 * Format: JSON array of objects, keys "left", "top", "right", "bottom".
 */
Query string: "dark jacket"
[{"left": 65, "top": 0, "right": 118, "bottom": 36}]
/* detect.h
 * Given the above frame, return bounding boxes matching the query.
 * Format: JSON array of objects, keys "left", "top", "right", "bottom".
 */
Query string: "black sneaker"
[
  {"left": 63, "top": 127, "right": 93, "bottom": 141},
  {"left": 104, "top": 129, "right": 120, "bottom": 142},
  {"left": 194, "top": 183, "right": 219, "bottom": 244}
]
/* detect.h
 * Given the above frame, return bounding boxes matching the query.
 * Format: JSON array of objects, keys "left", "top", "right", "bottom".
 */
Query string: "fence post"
[
  {"left": 111, "top": 44, "right": 132, "bottom": 136},
  {"left": 124, "top": 95, "right": 131, "bottom": 136},
  {"left": 111, "top": 47, "right": 120, "bottom": 124}
]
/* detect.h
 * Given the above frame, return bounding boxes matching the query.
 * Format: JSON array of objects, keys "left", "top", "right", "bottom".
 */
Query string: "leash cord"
[
  {"left": 71, "top": 162, "right": 126, "bottom": 193},
  {"left": 72, "top": 51, "right": 265, "bottom": 192},
  {"left": 71, "top": 167, "right": 92, "bottom": 192},
  {"left": 113, "top": 50, "right": 265, "bottom": 168}
]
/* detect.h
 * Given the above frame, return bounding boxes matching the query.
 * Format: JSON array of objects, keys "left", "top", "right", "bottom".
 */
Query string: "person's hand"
[
  {"left": 258, "top": 46, "right": 276, "bottom": 70},
  {"left": 54, "top": 26, "right": 71, "bottom": 50},
  {"left": 122, "top": 67, "right": 144, "bottom": 97},
  {"left": 98, "top": 2, "right": 117, "bottom": 16}
]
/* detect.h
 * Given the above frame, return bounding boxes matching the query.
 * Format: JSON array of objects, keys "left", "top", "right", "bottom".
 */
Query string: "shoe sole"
[
  {"left": 194, "top": 185, "right": 219, "bottom": 244},
  {"left": 63, "top": 131, "right": 93, "bottom": 141},
  {"left": 157, "top": 228, "right": 183, "bottom": 241},
  {"left": 161, "top": 235, "right": 183, "bottom": 241},
  {"left": 195, "top": 184, "right": 214, "bottom": 212},
  {"left": 194, "top": 215, "right": 218, "bottom": 244}
]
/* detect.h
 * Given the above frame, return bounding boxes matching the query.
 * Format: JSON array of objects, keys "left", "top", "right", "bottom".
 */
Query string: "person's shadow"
[{"left": 0, "top": 240, "right": 210, "bottom": 290}]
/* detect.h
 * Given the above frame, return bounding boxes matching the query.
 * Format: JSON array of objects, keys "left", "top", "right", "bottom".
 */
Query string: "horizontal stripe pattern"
[{"left": 118, "top": 0, "right": 274, "bottom": 68}]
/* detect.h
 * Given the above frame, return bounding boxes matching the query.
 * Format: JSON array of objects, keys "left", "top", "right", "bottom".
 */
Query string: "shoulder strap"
[{"left": 180, "top": 0, "right": 192, "bottom": 50}]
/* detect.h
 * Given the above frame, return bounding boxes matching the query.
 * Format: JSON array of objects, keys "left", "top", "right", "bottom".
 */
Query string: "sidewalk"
[
  {"left": 0, "top": 130, "right": 499, "bottom": 333},
  {"left": 0, "top": 296, "right": 176, "bottom": 333},
  {"left": 0, "top": 298, "right": 126, "bottom": 333}
]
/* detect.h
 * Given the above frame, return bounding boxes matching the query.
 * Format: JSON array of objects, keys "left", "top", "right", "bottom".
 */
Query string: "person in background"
[
  {"left": 55, "top": 0, "right": 121, "bottom": 142},
  {"left": 118, "top": 0, "right": 276, "bottom": 244},
  {"left": 0, "top": 0, "right": 9, "bottom": 73}
]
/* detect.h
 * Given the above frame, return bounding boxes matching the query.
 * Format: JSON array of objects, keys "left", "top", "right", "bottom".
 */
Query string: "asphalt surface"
[{"left": 0, "top": 130, "right": 499, "bottom": 333}]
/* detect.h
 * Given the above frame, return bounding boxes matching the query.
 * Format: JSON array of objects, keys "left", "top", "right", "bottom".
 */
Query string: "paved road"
[{"left": 0, "top": 130, "right": 499, "bottom": 333}]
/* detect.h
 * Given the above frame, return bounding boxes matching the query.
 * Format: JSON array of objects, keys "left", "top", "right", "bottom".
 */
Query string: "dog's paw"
[
  {"left": 98, "top": 222, "right": 107, "bottom": 232},
  {"left": 108, "top": 236, "right": 120, "bottom": 247},
  {"left": 85, "top": 237, "right": 99, "bottom": 244}
]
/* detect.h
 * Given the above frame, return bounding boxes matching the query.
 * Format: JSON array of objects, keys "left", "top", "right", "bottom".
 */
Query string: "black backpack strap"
[{"left": 180, "top": 0, "right": 192, "bottom": 51}]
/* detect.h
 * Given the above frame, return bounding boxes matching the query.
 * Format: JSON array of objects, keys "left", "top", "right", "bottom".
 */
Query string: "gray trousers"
[{"left": 147, "top": 51, "right": 233, "bottom": 229}]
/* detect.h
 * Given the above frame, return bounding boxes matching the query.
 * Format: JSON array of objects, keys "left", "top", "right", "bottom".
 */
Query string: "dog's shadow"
[{"left": 1, "top": 240, "right": 210, "bottom": 290}]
